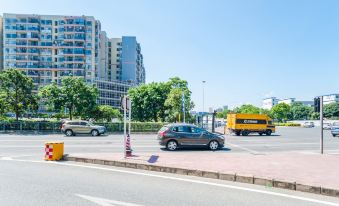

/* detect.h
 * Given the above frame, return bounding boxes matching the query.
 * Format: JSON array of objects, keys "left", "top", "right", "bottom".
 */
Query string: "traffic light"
[{"left": 314, "top": 97, "right": 320, "bottom": 113}]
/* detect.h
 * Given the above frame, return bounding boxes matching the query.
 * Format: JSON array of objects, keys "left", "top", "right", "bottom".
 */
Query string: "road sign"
[{"left": 121, "top": 95, "right": 131, "bottom": 111}]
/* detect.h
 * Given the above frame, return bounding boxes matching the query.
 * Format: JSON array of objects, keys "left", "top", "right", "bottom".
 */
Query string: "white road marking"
[
  {"left": 225, "top": 142, "right": 262, "bottom": 154},
  {"left": 1, "top": 157, "right": 339, "bottom": 206},
  {"left": 76, "top": 194, "right": 143, "bottom": 206}
]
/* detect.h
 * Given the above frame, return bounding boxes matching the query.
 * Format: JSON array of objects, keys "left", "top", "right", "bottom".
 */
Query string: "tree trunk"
[
  {"left": 69, "top": 107, "right": 73, "bottom": 120},
  {"left": 15, "top": 110, "right": 19, "bottom": 122}
]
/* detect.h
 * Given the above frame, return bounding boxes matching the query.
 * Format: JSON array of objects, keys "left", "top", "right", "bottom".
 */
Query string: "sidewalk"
[{"left": 64, "top": 151, "right": 339, "bottom": 197}]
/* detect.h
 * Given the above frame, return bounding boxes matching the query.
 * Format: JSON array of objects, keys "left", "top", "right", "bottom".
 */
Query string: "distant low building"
[
  {"left": 278, "top": 98, "right": 295, "bottom": 105},
  {"left": 216, "top": 108, "right": 223, "bottom": 112},
  {"left": 322, "top": 94, "right": 339, "bottom": 105},
  {"left": 296, "top": 101, "right": 314, "bottom": 107},
  {"left": 262, "top": 97, "right": 279, "bottom": 110},
  {"left": 263, "top": 96, "right": 317, "bottom": 109}
]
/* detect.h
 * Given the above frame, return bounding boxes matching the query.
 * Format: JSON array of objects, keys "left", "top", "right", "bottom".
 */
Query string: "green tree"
[
  {"left": 216, "top": 110, "right": 229, "bottom": 118},
  {"left": 271, "top": 103, "right": 291, "bottom": 122},
  {"left": 323, "top": 103, "right": 339, "bottom": 119},
  {"left": 128, "top": 82, "right": 170, "bottom": 122},
  {"left": 164, "top": 87, "right": 194, "bottom": 122},
  {"left": 0, "top": 91, "right": 8, "bottom": 117},
  {"left": 310, "top": 112, "right": 320, "bottom": 120},
  {"left": 39, "top": 77, "right": 98, "bottom": 120},
  {"left": 0, "top": 69, "right": 38, "bottom": 121},
  {"left": 93, "top": 105, "right": 122, "bottom": 122},
  {"left": 128, "top": 77, "right": 194, "bottom": 122},
  {"left": 290, "top": 102, "right": 312, "bottom": 120},
  {"left": 234, "top": 104, "right": 260, "bottom": 114},
  {"left": 260, "top": 108, "right": 271, "bottom": 117}
]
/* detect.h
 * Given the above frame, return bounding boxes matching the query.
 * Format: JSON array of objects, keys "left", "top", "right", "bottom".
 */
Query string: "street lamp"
[
  {"left": 202, "top": 80, "right": 206, "bottom": 113},
  {"left": 202, "top": 81, "right": 206, "bottom": 128}
]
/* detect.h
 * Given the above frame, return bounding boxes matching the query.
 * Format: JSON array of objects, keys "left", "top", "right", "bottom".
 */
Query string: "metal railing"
[{"left": 0, "top": 121, "right": 166, "bottom": 133}]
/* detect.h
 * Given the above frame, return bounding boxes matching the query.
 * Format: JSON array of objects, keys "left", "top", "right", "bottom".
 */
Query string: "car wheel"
[
  {"left": 266, "top": 130, "right": 272, "bottom": 136},
  {"left": 209, "top": 140, "right": 219, "bottom": 150},
  {"left": 333, "top": 134, "right": 336, "bottom": 137},
  {"left": 166, "top": 140, "right": 178, "bottom": 151},
  {"left": 235, "top": 131, "right": 241, "bottom": 136},
  {"left": 241, "top": 130, "right": 249, "bottom": 136},
  {"left": 91, "top": 129, "right": 99, "bottom": 136},
  {"left": 259, "top": 132, "right": 263, "bottom": 136},
  {"left": 65, "top": 129, "right": 73, "bottom": 136}
]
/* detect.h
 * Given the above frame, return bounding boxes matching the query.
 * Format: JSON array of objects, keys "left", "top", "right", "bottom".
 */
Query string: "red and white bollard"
[{"left": 125, "top": 134, "right": 132, "bottom": 157}]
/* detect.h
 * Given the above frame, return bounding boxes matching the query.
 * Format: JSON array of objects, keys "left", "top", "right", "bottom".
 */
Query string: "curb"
[{"left": 62, "top": 154, "right": 339, "bottom": 198}]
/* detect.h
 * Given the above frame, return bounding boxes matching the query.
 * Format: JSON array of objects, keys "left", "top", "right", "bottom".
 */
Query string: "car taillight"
[
  {"left": 61, "top": 124, "right": 65, "bottom": 129},
  {"left": 159, "top": 131, "right": 166, "bottom": 137}
]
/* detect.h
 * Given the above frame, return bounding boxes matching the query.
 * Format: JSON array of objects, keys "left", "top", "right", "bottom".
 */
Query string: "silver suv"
[{"left": 61, "top": 121, "right": 106, "bottom": 136}]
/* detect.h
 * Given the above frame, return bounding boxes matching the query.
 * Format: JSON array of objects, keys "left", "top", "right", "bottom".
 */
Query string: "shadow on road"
[{"left": 160, "top": 147, "right": 231, "bottom": 152}]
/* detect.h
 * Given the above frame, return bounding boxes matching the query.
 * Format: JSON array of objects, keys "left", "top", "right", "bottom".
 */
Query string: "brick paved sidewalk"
[{"left": 68, "top": 151, "right": 339, "bottom": 190}]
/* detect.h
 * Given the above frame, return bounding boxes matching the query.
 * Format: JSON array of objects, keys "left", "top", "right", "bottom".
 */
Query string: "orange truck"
[{"left": 226, "top": 113, "right": 275, "bottom": 136}]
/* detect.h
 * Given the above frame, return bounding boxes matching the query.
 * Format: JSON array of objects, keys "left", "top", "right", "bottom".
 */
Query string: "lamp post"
[
  {"left": 202, "top": 80, "right": 206, "bottom": 128},
  {"left": 202, "top": 80, "right": 206, "bottom": 113}
]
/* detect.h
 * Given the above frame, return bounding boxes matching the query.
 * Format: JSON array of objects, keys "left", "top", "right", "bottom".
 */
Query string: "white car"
[
  {"left": 323, "top": 123, "right": 332, "bottom": 130},
  {"left": 303, "top": 122, "right": 315, "bottom": 128}
]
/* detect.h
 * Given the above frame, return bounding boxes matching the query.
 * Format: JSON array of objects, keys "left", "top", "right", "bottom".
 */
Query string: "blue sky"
[{"left": 1, "top": 0, "right": 338, "bottom": 110}]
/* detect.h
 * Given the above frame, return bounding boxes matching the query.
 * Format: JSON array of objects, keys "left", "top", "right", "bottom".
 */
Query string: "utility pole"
[
  {"left": 320, "top": 96, "right": 324, "bottom": 154},
  {"left": 314, "top": 96, "right": 324, "bottom": 154},
  {"left": 202, "top": 80, "right": 206, "bottom": 113},
  {"left": 182, "top": 92, "right": 185, "bottom": 123},
  {"left": 202, "top": 80, "right": 206, "bottom": 128}
]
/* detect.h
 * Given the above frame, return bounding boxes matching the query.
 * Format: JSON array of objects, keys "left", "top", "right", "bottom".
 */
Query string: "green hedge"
[
  {"left": 274, "top": 122, "right": 301, "bottom": 127},
  {"left": 0, "top": 121, "right": 167, "bottom": 133}
]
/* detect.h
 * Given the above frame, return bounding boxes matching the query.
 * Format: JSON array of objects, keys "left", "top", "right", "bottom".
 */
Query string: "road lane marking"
[
  {"left": 1, "top": 158, "right": 339, "bottom": 206},
  {"left": 224, "top": 142, "right": 262, "bottom": 155},
  {"left": 76, "top": 194, "right": 143, "bottom": 206}
]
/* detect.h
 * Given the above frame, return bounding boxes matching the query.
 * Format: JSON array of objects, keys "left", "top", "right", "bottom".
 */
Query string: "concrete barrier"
[
  {"left": 254, "top": 177, "right": 273, "bottom": 187},
  {"left": 202, "top": 171, "right": 219, "bottom": 179},
  {"left": 273, "top": 180, "right": 296, "bottom": 190},
  {"left": 235, "top": 175, "right": 254, "bottom": 184},
  {"left": 219, "top": 173, "right": 236, "bottom": 181},
  {"left": 296, "top": 184, "right": 321, "bottom": 194},
  {"left": 321, "top": 187, "right": 339, "bottom": 197}
]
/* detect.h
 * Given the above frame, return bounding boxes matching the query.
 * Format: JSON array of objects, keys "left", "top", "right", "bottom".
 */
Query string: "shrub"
[{"left": 274, "top": 122, "right": 301, "bottom": 127}]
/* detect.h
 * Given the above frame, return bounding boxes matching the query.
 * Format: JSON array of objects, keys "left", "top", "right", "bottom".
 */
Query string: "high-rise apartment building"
[
  {"left": 103, "top": 36, "right": 145, "bottom": 85},
  {"left": 0, "top": 13, "right": 101, "bottom": 88},
  {"left": 0, "top": 13, "right": 146, "bottom": 110}
]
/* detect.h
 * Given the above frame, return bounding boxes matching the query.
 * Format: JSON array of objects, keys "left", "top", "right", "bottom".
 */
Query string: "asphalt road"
[
  {"left": 1, "top": 127, "right": 339, "bottom": 205},
  {"left": 1, "top": 158, "right": 339, "bottom": 206},
  {"left": 0, "top": 126, "right": 338, "bottom": 160}
]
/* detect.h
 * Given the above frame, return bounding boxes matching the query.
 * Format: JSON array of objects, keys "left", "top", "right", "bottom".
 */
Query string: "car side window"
[
  {"left": 191, "top": 127, "right": 202, "bottom": 133},
  {"left": 172, "top": 126, "right": 189, "bottom": 133},
  {"left": 80, "top": 122, "right": 87, "bottom": 126},
  {"left": 183, "top": 126, "right": 191, "bottom": 133}
]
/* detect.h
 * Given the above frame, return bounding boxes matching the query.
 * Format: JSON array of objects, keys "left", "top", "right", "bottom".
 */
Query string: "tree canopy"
[
  {"left": 39, "top": 77, "right": 98, "bottom": 120},
  {"left": 233, "top": 104, "right": 260, "bottom": 114},
  {"left": 128, "top": 77, "right": 194, "bottom": 122},
  {"left": 0, "top": 69, "right": 38, "bottom": 121},
  {"left": 270, "top": 103, "right": 291, "bottom": 122},
  {"left": 92, "top": 105, "right": 122, "bottom": 122},
  {"left": 290, "top": 102, "right": 312, "bottom": 120},
  {"left": 324, "top": 102, "right": 339, "bottom": 119}
]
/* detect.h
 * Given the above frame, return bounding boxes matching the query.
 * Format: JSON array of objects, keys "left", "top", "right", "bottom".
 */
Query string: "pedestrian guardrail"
[{"left": 0, "top": 121, "right": 166, "bottom": 133}]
